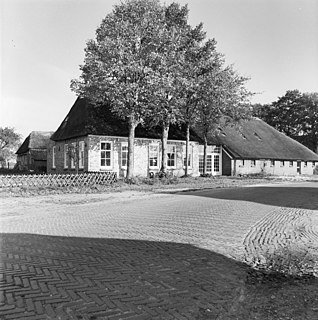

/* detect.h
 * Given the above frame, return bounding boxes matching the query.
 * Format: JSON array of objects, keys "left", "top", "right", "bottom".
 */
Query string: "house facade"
[
  {"left": 48, "top": 98, "right": 221, "bottom": 177},
  {"left": 212, "top": 118, "right": 318, "bottom": 176},
  {"left": 16, "top": 131, "right": 53, "bottom": 173},
  {"left": 47, "top": 134, "right": 202, "bottom": 177}
]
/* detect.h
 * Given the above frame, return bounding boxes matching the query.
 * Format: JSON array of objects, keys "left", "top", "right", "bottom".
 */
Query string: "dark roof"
[
  {"left": 16, "top": 131, "right": 53, "bottom": 155},
  {"left": 51, "top": 97, "right": 202, "bottom": 142},
  {"left": 209, "top": 118, "right": 318, "bottom": 161}
]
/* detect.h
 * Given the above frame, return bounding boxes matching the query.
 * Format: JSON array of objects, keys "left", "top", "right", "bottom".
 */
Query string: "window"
[
  {"left": 183, "top": 146, "right": 192, "bottom": 168},
  {"left": 64, "top": 144, "right": 68, "bottom": 168},
  {"left": 304, "top": 161, "right": 307, "bottom": 167},
  {"left": 121, "top": 143, "right": 128, "bottom": 168},
  {"left": 313, "top": 162, "right": 316, "bottom": 168},
  {"left": 214, "top": 146, "right": 221, "bottom": 153},
  {"left": 239, "top": 159, "right": 245, "bottom": 167},
  {"left": 214, "top": 155, "right": 220, "bottom": 172},
  {"left": 280, "top": 161, "right": 284, "bottom": 167},
  {"left": 270, "top": 160, "right": 275, "bottom": 167},
  {"left": 101, "top": 142, "right": 112, "bottom": 169},
  {"left": 71, "top": 142, "right": 76, "bottom": 169},
  {"left": 199, "top": 155, "right": 204, "bottom": 174},
  {"left": 149, "top": 144, "right": 159, "bottom": 168},
  {"left": 52, "top": 146, "right": 56, "bottom": 168},
  {"left": 289, "top": 161, "right": 293, "bottom": 167},
  {"left": 79, "top": 141, "right": 84, "bottom": 169},
  {"left": 167, "top": 145, "right": 176, "bottom": 168},
  {"left": 206, "top": 155, "right": 212, "bottom": 172},
  {"left": 199, "top": 154, "right": 212, "bottom": 174},
  {"left": 251, "top": 160, "right": 256, "bottom": 167}
]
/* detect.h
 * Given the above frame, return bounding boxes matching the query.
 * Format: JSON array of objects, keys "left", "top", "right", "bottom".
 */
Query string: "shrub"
[
  {"left": 314, "top": 165, "right": 318, "bottom": 175},
  {"left": 247, "top": 244, "right": 318, "bottom": 278}
]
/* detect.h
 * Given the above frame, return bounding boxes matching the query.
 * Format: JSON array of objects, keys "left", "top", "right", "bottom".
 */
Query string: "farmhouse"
[
  {"left": 48, "top": 98, "right": 222, "bottom": 177},
  {"left": 210, "top": 118, "right": 318, "bottom": 176},
  {"left": 16, "top": 131, "right": 53, "bottom": 173}
]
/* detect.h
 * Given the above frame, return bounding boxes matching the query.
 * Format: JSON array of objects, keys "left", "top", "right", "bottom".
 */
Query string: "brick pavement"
[
  {"left": 0, "top": 233, "right": 249, "bottom": 320},
  {"left": 1, "top": 182, "right": 318, "bottom": 319}
]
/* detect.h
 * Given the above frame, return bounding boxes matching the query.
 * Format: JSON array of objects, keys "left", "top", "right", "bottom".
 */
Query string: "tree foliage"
[
  {"left": 253, "top": 90, "right": 318, "bottom": 153},
  {"left": 71, "top": 0, "right": 253, "bottom": 177},
  {"left": 0, "top": 127, "right": 21, "bottom": 167},
  {"left": 71, "top": 0, "right": 165, "bottom": 179}
]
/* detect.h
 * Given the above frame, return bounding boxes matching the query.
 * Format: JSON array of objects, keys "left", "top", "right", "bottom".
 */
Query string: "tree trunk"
[
  {"left": 203, "top": 134, "right": 208, "bottom": 175},
  {"left": 161, "top": 122, "right": 170, "bottom": 174},
  {"left": 126, "top": 117, "right": 138, "bottom": 180},
  {"left": 185, "top": 122, "right": 190, "bottom": 176}
]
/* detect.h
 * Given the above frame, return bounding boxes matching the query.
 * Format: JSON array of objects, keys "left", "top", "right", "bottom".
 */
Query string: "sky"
[{"left": 1, "top": 0, "right": 318, "bottom": 139}]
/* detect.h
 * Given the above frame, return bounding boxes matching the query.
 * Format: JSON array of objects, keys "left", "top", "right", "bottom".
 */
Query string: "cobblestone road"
[{"left": 0, "top": 182, "right": 318, "bottom": 319}]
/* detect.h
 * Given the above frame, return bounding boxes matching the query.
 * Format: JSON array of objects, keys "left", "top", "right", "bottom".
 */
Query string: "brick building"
[
  {"left": 47, "top": 98, "right": 222, "bottom": 177},
  {"left": 210, "top": 118, "right": 318, "bottom": 176}
]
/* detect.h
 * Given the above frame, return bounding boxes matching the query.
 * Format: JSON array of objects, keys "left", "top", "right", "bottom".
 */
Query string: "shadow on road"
[
  {"left": 1, "top": 233, "right": 317, "bottom": 319},
  {"left": 179, "top": 186, "right": 318, "bottom": 210}
]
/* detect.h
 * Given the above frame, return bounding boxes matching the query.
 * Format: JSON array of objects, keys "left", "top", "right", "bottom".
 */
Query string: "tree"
[
  {"left": 0, "top": 127, "right": 21, "bottom": 168},
  {"left": 253, "top": 90, "right": 318, "bottom": 153},
  {"left": 177, "top": 35, "right": 220, "bottom": 176},
  {"left": 196, "top": 65, "right": 252, "bottom": 174},
  {"left": 71, "top": 0, "right": 165, "bottom": 179},
  {"left": 148, "top": 2, "right": 191, "bottom": 174}
]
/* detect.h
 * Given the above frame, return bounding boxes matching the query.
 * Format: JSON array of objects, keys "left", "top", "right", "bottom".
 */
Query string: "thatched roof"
[
  {"left": 16, "top": 131, "right": 53, "bottom": 155},
  {"left": 209, "top": 118, "right": 318, "bottom": 161},
  {"left": 51, "top": 97, "right": 202, "bottom": 142}
]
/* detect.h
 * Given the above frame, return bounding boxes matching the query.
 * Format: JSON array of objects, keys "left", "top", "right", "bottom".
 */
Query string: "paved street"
[{"left": 0, "top": 182, "right": 318, "bottom": 319}]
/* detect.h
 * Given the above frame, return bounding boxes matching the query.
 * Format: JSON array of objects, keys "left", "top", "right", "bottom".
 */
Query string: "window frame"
[
  {"left": 183, "top": 145, "right": 192, "bottom": 168},
  {"left": 121, "top": 142, "right": 128, "bottom": 169},
  {"left": 167, "top": 145, "right": 176, "bottom": 168},
  {"left": 199, "top": 154, "right": 213, "bottom": 174},
  {"left": 64, "top": 144, "right": 68, "bottom": 169},
  {"left": 149, "top": 144, "right": 159, "bottom": 169},
  {"left": 100, "top": 141, "right": 113, "bottom": 169},
  {"left": 79, "top": 141, "right": 84, "bottom": 169},
  {"left": 213, "top": 154, "right": 220, "bottom": 172},
  {"left": 52, "top": 146, "right": 56, "bottom": 169},
  {"left": 70, "top": 142, "right": 76, "bottom": 169}
]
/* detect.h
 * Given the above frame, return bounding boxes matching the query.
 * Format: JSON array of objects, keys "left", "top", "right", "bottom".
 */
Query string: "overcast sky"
[{"left": 1, "top": 0, "right": 318, "bottom": 139}]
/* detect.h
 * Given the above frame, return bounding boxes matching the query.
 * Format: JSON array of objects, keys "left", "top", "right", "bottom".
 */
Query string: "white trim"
[
  {"left": 79, "top": 141, "right": 84, "bottom": 169},
  {"left": 64, "top": 144, "right": 68, "bottom": 169},
  {"left": 52, "top": 146, "right": 56, "bottom": 169},
  {"left": 222, "top": 147, "right": 233, "bottom": 159},
  {"left": 183, "top": 145, "right": 193, "bottom": 168},
  {"left": 71, "top": 142, "right": 76, "bottom": 169},
  {"left": 121, "top": 142, "right": 128, "bottom": 169},
  {"left": 213, "top": 154, "right": 221, "bottom": 173},
  {"left": 100, "top": 141, "right": 113, "bottom": 169},
  {"left": 167, "top": 145, "right": 176, "bottom": 168},
  {"left": 149, "top": 143, "right": 160, "bottom": 169}
]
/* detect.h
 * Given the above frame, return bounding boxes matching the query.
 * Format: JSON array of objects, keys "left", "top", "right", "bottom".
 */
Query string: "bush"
[
  {"left": 247, "top": 244, "right": 318, "bottom": 278},
  {"left": 314, "top": 165, "right": 318, "bottom": 175}
]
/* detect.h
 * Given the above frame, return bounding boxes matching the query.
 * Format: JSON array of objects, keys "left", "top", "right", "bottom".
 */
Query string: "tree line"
[
  {"left": 253, "top": 90, "right": 318, "bottom": 154},
  {"left": 71, "top": 0, "right": 252, "bottom": 179}
]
